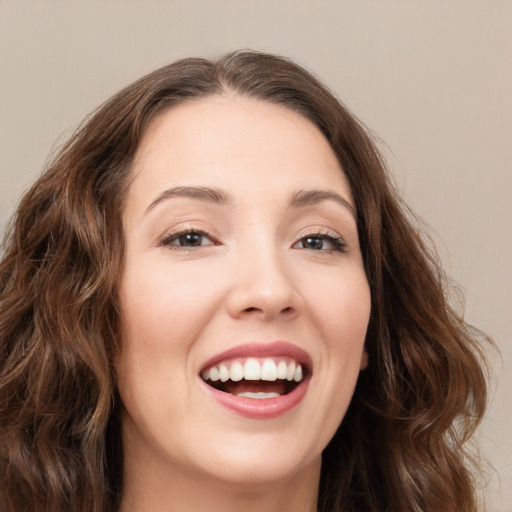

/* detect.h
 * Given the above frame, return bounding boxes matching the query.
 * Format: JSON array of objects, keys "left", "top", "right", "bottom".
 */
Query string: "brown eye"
[
  {"left": 160, "top": 230, "right": 215, "bottom": 249},
  {"left": 294, "top": 233, "right": 346, "bottom": 253},
  {"left": 300, "top": 237, "right": 324, "bottom": 250},
  {"left": 177, "top": 232, "right": 204, "bottom": 247}
]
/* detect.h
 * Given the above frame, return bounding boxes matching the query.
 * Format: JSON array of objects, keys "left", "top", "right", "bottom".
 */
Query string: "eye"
[
  {"left": 294, "top": 233, "right": 347, "bottom": 253},
  {"left": 159, "top": 229, "right": 216, "bottom": 249}
]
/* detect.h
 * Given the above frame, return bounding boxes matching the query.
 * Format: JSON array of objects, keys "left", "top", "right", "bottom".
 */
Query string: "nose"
[{"left": 226, "top": 246, "right": 304, "bottom": 321}]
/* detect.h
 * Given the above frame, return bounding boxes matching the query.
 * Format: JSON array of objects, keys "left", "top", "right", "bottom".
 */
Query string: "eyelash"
[
  {"left": 294, "top": 231, "right": 347, "bottom": 253},
  {"left": 158, "top": 228, "right": 216, "bottom": 249},
  {"left": 158, "top": 229, "right": 347, "bottom": 253}
]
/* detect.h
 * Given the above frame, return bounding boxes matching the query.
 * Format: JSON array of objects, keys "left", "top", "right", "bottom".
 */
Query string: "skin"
[{"left": 117, "top": 94, "right": 371, "bottom": 512}]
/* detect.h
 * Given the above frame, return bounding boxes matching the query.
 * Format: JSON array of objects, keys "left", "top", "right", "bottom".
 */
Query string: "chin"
[
  {"left": 203, "top": 453, "right": 320, "bottom": 490},
  {"left": 186, "top": 428, "right": 323, "bottom": 488}
]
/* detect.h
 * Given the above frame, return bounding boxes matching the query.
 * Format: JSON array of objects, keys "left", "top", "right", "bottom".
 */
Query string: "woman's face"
[{"left": 117, "top": 95, "right": 371, "bottom": 490}]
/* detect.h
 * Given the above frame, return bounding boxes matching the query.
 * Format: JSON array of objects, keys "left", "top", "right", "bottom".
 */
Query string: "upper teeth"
[{"left": 202, "top": 357, "right": 303, "bottom": 383}]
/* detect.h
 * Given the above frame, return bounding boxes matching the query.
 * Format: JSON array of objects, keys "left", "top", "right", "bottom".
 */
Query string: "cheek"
[
  {"left": 304, "top": 265, "right": 371, "bottom": 392},
  {"left": 115, "top": 263, "right": 219, "bottom": 401},
  {"left": 119, "top": 259, "right": 222, "bottom": 344},
  {"left": 295, "top": 266, "right": 370, "bottom": 447},
  {"left": 306, "top": 263, "right": 371, "bottom": 345}
]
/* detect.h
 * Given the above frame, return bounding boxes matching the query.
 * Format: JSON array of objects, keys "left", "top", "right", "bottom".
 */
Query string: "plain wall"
[{"left": 1, "top": 1, "right": 511, "bottom": 509}]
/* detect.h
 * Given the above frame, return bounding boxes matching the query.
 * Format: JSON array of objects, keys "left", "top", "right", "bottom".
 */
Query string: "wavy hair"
[{"left": 0, "top": 51, "right": 491, "bottom": 511}]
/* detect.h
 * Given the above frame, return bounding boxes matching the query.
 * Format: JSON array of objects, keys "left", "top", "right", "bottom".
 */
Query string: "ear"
[{"left": 359, "top": 349, "right": 369, "bottom": 370}]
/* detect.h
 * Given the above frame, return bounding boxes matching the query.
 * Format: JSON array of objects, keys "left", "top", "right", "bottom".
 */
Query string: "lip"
[
  {"left": 199, "top": 341, "right": 312, "bottom": 420},
  {"left": 200, "top": 341, "right": 313, "bottom": 371}
]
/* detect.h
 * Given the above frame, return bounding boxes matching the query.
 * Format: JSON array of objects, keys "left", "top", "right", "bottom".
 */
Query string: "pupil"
[
  {"left": 306, "top": 237, "right": 323, "bottom": 250},
  {"left": 180, "top": 233, "right": 202, "bottom": 246}
]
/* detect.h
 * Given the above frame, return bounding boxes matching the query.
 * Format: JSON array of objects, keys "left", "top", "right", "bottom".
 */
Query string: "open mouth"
[{"left": 201, "top": 357, "right": 307, "bottom": 399}]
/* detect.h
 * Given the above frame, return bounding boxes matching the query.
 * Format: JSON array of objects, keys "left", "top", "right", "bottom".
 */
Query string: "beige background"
[{"left": 1, "top": 1, "right": 510, "bottom": 509}]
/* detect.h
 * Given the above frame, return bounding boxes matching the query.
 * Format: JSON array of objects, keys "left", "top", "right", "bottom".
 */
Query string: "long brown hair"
[{"left": 0, "top": 51, "right": 491, "bottom": 511}]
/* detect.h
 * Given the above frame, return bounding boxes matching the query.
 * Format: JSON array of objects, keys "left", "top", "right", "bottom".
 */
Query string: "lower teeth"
[{"left": 235, "top": 392, "right": 281, "bottom": 399}]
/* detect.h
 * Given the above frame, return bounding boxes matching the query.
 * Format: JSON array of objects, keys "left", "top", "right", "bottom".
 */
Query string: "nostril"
[
  {"left": 228, "top": 286, "right": 303, "bottom": 320},
  {"left": 242, "top": 306, "right": 294, "bottom": 315}
]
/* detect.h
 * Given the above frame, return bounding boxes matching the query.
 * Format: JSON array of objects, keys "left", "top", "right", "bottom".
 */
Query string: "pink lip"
[
  {"left": 200, "top": 341, "right": 313, "bottom": 371},
  {"left": 199, "top": 341, "right": 312, "bottom": 420},
  {"left": 201, "top": 377, "right": 310, "bottom": 419}
]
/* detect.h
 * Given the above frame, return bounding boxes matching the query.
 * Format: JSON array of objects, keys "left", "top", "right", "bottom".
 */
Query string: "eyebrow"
[
  {"left": 145, "top": 185, "right": 356, "bottom": 219},
  {"left": 145, "top": 186, "right": 231, "bottom": 214},
  {"left": 289, "top": 189, "right": 357, "bottom": 219}
]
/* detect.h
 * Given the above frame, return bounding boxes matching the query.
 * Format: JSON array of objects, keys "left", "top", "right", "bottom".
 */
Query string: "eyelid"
[
  {"left": 158, "top": 227, "right": 219, "bottom": 249},
  {"left": 293, "top": 230, "right": 348, "bottom": 253},
  {"left": 156, "top": 225, "right": 347, "bottom": 253}
]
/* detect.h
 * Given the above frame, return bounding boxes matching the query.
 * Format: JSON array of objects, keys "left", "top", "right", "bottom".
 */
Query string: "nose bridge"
[{"left": 227, "top": 229, "right": 302, "bottom": 320}]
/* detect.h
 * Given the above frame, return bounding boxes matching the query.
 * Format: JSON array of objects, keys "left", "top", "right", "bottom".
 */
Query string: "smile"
[
  {"left": 201, "top": 357, "right": 304, "bottom": 398},
  {"left": 199, "top": 342, "right": 312, "bottom": 419}
]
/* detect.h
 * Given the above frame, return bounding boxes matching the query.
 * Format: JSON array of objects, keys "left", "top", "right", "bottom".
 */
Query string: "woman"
[{"left": 0, "top": 51, "right": 491, "bottom": 512}]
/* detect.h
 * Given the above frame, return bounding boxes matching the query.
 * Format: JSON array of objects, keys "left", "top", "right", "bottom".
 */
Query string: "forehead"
[{"left": 127, "top": 95, "right": 352, "bottom": 214}]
